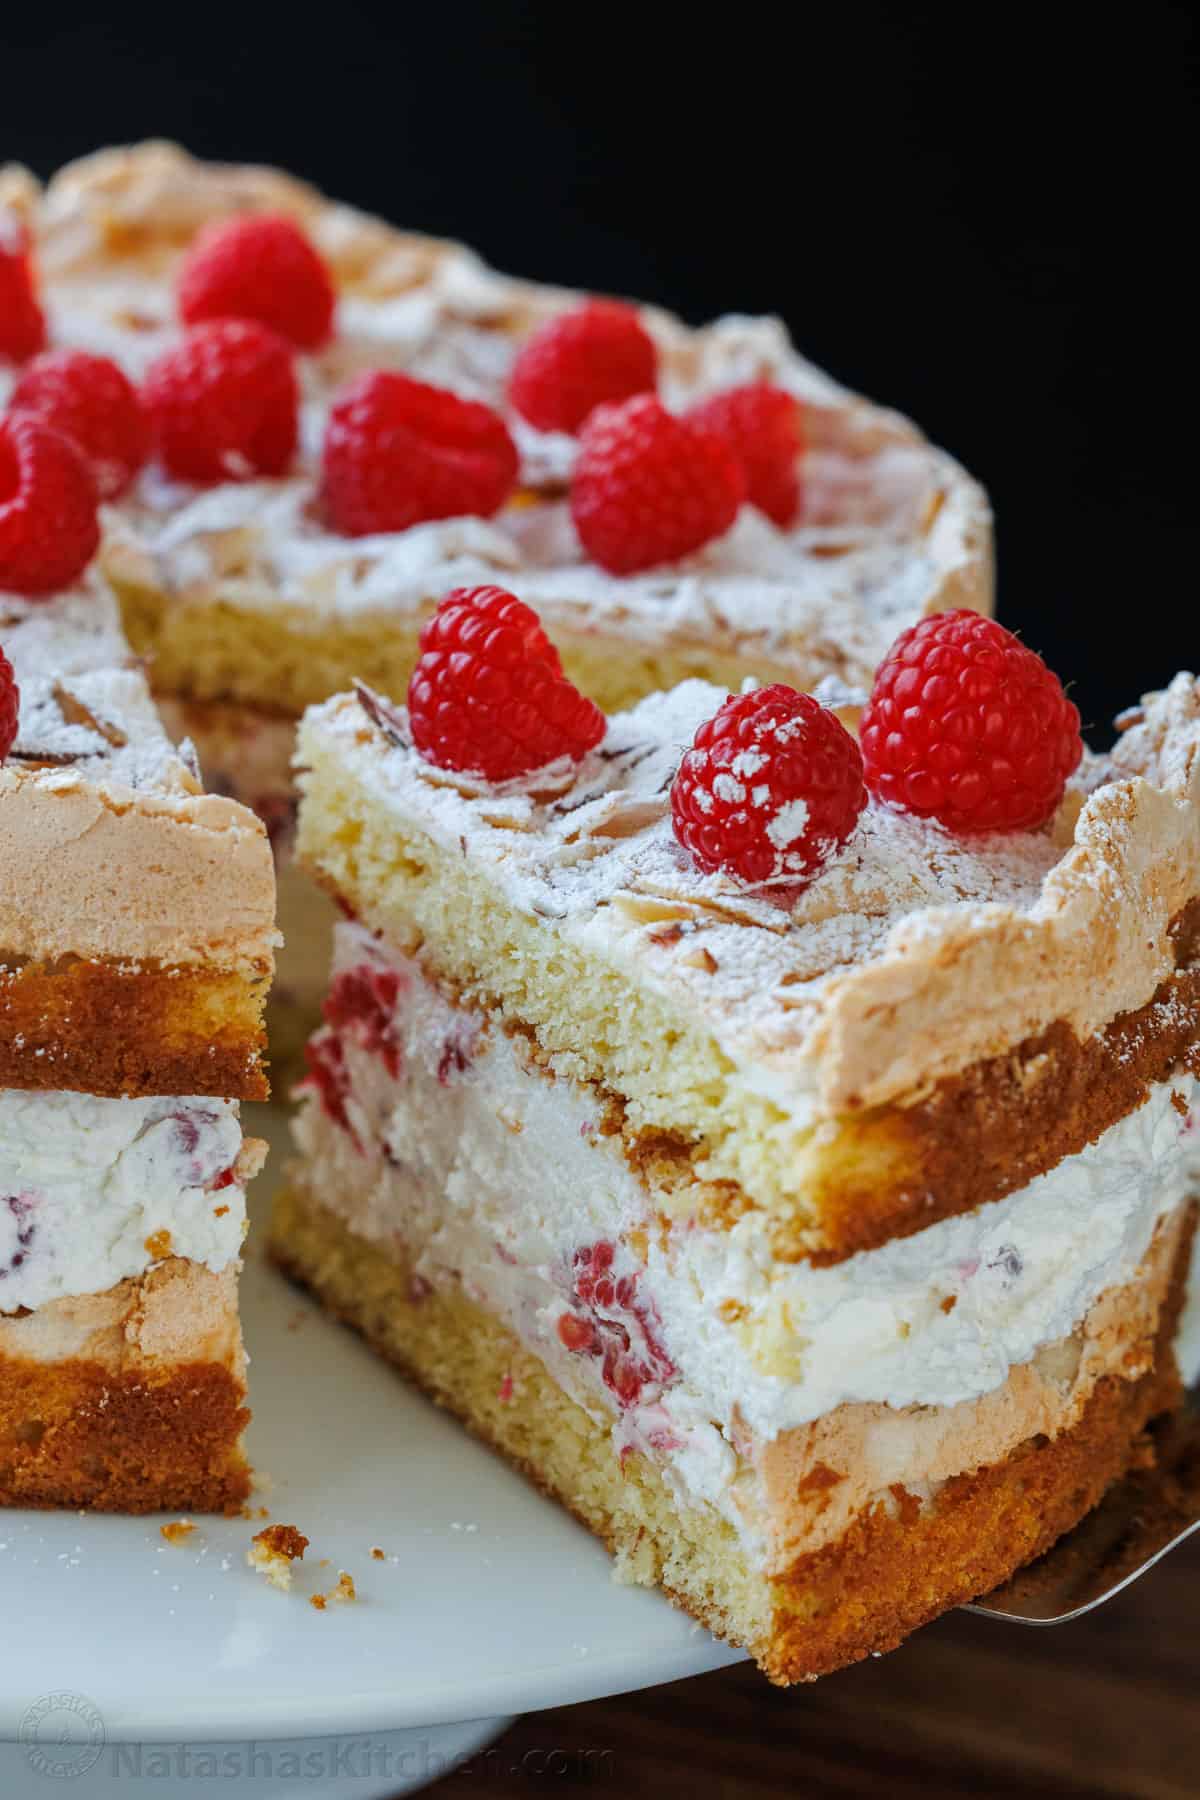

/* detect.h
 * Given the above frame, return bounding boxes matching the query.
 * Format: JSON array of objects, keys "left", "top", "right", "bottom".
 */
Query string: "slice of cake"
[
  {"left": 273, "top": 591, "right": 1199, "bottom": 1679},
  {"left": 2, "top": 141, "right": 992, "bottom": 1051},
  {"left": 0, "top": 572, "right": 276, "bottom": 1512}
]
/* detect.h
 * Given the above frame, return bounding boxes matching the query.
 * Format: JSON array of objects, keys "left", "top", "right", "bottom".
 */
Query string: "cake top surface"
[
  {"left": 0, "top": 576, "right": 277, "bottom": 970},
  {"left": 302, "top": 671, "right": 1200, "bottom": 1117},
  {"left": 1, "top": 576, "right": 200, "bottom": 796},
  {"left": 1, "top": 143, "right": 988, "bottom": 678}
]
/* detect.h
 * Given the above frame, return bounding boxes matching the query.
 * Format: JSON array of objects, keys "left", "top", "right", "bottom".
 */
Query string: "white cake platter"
[{"left": 0, "top": 1106, "right": 742, "bottom": 1797}]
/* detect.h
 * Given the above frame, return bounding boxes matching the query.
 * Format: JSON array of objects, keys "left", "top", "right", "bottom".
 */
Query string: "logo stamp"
[{"left": 19, "top": 1692, "right": 106, "bottom": 1780}]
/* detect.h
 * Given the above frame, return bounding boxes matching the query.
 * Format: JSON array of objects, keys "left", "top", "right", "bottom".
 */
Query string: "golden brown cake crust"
[
  {"left": 0, "top": 1258, "right": 250, "bottom": 1514},
  {"left": 801, "top": 953, "right": 1200, "bottom": 1263},
  {"left": 268, "top": 1180, "right": 1194, "bottom": 1681},
  {"left": 0, "top": 953, "right": 270, "bottom": 1099},
  {"left": 0, "top": 1354, "right": 250, "bottom": 1513}
]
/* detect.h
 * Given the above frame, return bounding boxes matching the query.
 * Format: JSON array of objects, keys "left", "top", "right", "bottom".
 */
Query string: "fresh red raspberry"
[
  {"left": 0, "top": 413, "right": 100, "bottom": 596},
  {"left": 177, "top": 213, "right": 336, "bottom": 350},
  {"left": 0, "top": 223, "right": 46, "bottom": 363},
  {"left": 570, "top": 394, "right": 743, "bottom": 575},
  {"left": 509, "top": 299, "right": 658, "bottom": 434},
  {"left": 685, "top": 382, "right": 803, "bottom": 527},
  {"left": 860, "top": 609, "right": 1083, "bottom": 834},
  {"left": 0, "top": 646, "right": 19, "bottom": 762},
  {"left": 9, "top": 349, "right": 150, "bottom": 499},
  {"left": 142, "top": 319, "right": 298, "bottom": 484},
  {"left": 671, "top": 684, "right": 866, "bottom": 889},
  {"left": 407, "top": 584, "right": 604, "bottom": 782},
  {"left": 322, "top": 371, "right": 518, "bottom": 536}
]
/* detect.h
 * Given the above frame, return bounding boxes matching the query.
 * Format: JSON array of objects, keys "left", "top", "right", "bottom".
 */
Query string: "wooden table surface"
[{"left": 426, "top": 1533, "right": 1200, "bottom": 1798}]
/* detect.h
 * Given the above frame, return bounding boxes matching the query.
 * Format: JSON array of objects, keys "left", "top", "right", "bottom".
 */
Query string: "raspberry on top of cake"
[
  {"left": 295, "top": 591, "right": 1200, "bottom": 1262},
  {"left": 0, "top": 141, "right": 991, "bottom": 727}
]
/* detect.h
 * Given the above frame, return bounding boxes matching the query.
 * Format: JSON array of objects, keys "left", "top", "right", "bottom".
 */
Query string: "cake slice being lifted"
[
  {"left": 0, "top": 571, "right": 276, "bottom": 1512},
  {"left": 274, "top": 590, "right": 1200, "bottom": 1679}
]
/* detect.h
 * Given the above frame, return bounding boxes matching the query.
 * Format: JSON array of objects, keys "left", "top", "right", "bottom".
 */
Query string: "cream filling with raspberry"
[
  {"left": 0, "top": 1089, "right": 252, "bottom": 1312},
  {"left": 293, "top": 924, "right": 1200, "bottom": 1531}
]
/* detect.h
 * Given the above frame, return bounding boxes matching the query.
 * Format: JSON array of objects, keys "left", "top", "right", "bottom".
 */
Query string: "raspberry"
[
  {"left": 323, "top": 962, "right": 404, "bottom": 1079},
  {"left": 509, "top": 299, "right": 658, "bottom": 434},
  {"left": 322, "top": 371, "right": 517, "bottom": 536},
  {"left": 685, "top": 382, "right": 803, "bottom": 527},
  {"left": 557, "top": 1242, "right": 675, "bottom": 1408},
  {"left": 0, "top": 647, "right": 19, "bottom": 762},
  {"left": 0, "top": 414, "right": 100, "bottom": 597},
  {"left": 0, "top": 223, "right": 46, "bottom": 363},
  {"left": 671, "top": 684, "right": 866, "bottom": 889},
  {"left": 407, "top": 584, "right": 604, "bottom": 782},
  {"left": 570, "top": 394, "right": 743, "bottom": 575},
  {"left": 177, "top": 213, "right": 336, "bottom": 350},
  {"left": 860, "top": 610, "right": 1083, "bottom": 834},
  {"left": 142, "top": 319, "right": 298, "bottom": 484},
  {"left": 9, "top": 349, "right": 149, "bottom": 499}
]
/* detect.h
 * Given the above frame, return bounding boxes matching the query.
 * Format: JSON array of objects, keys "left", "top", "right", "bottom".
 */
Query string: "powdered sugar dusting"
[
  {"left": 301, "top": 670, "right": 1200, "bottom": 1123},
  {"left": 766, "top": 796, "right": 810, "bottom": 847},
  {"left": 1, "top": 576, "right": 197, "bottom": 795},
  {"left": 21, "top": 146, "right": 989, "bottom": 687}
]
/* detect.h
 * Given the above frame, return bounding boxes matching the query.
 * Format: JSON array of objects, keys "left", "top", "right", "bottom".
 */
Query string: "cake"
[
  {"left": 272, "top": 592, "right": 1200, "bottom": 1680},
  {"left": 0, "top": 573, "right": 275, "bottom": 1512},
  {"left": 1, "top": 141, "right": 993, "bottom": 1050}
]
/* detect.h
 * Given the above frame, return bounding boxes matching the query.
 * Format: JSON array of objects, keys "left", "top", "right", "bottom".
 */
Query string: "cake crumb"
[
  {"left": 246, "top": 1524, "right": 309, "bottom": 1591},
  {"left": 311, "top": 1570, "right": 356, "bottom": 1610},
  {"left": 1171, "top": 1088, "right": 1190, "bottom": 1118},
  {"left": 160, "top": 1519, "right": 195, "bottom": 1546},
  {"left": 240, "top": 1503, "right": 271, "bottom": 1520},
  {"left": 370, "top": 1546, "right": 386, "bottom": 1561},
  {"left": 143, "top": 1228, "right": 173, "bottom": 1260},
  {"left": 939, "top": 1294, "right": 958, "bottom": 1314},
  {"left": 214, "top": 1204, "right": 230, "bottom": 1218}
]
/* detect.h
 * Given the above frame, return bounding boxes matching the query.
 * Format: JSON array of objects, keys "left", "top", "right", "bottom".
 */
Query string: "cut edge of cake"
[{"left": 293, "top": 671, "right": 1200, "bottom": 1262}]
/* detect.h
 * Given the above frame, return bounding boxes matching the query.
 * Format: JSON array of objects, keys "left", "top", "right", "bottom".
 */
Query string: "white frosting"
[
  {"left": 0, "top": 1089, "right": 247, "bottom": 1311},
  {"left": 1176, "top": 1125, "right": 1200, "bottom": 1383},
  {"left": 294, "top": 925, "right": 1199, "bottom": 1504}
]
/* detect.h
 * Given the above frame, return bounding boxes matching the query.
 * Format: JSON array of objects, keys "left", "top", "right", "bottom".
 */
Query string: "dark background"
[{"left": 7, "top": 3, "right": 1196, "bottom": 740}]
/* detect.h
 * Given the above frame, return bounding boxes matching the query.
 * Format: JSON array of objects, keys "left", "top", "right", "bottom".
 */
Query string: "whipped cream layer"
[
  {"left": 0, "top": 1089, "right": 248, "bottom": 1312},
  {"left": 295, "top": 925, "right": 1200, "bottom": 1455},
  {"left": 1177, "top": 1229, "right": 1200, "bottom": 1386}
]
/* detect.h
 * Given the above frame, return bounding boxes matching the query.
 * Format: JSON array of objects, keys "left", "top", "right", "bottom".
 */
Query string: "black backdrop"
[{"left": 8, "top": 2, "right": 1196, "bottom": 741}]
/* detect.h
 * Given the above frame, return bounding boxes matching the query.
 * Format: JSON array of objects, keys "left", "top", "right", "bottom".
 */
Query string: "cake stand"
[{"left": 0, "top": 1107, "right": 743, "bottom": 1797}]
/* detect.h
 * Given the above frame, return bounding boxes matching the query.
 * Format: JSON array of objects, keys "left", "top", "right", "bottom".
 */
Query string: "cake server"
[{"left": 969, "top": 1383, "right": 1200, "bottom": 1624}]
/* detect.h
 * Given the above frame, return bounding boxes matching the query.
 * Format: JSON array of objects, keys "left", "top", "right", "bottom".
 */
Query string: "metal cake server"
[{"left": 968, "top": 1385, "right": 1200, "bottom": 1624}]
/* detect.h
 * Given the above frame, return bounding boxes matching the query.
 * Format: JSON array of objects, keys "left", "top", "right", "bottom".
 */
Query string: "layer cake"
[
  {"left": 0, "top": 578, "right": 275, "bottom": 1510},
  {"left": 274, "top": 659, "right": 1200, "bottom": 1679}
]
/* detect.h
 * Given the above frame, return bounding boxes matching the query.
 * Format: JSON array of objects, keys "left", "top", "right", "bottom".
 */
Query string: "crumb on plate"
[
  {"left": 246, "top": 1523, "right": 309, "bottom": 1591},
  {"left": 311, "top": 1570, "right": 357, "bottom": 1610}
]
